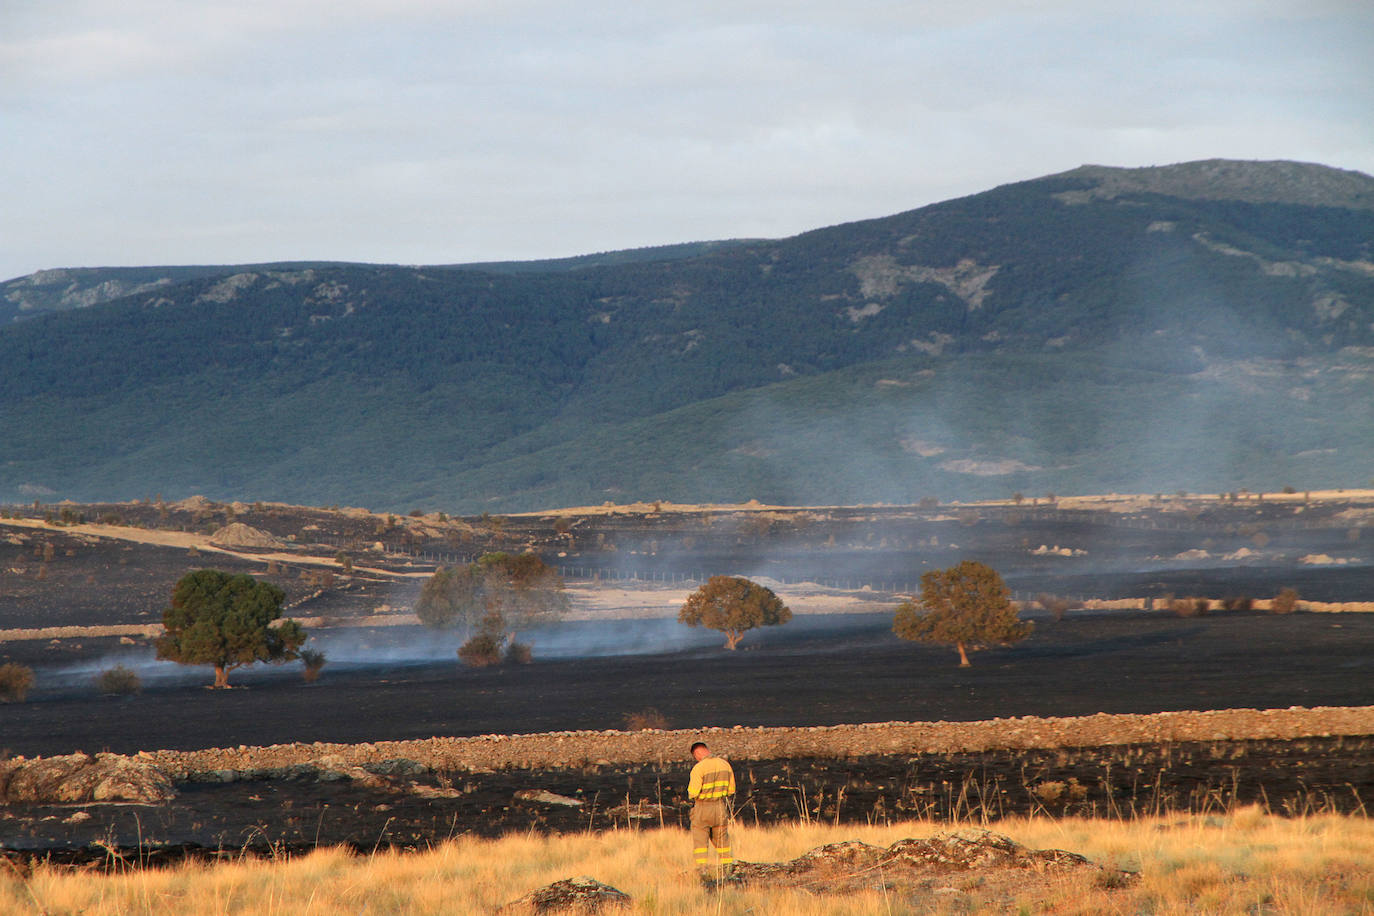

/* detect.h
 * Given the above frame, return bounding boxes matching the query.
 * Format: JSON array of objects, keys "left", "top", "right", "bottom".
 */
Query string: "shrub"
[
  {"left": 0, "top": 663, "right": 35, "bottom": 702},
  {"left": 623, "top": 708, "right": 670, "bottom": 731},
  {"left": 1220, "top": 595, "right": 1254, "bottom": 612},
  {"left": 300, "top": 649, "right": 327, "bottom": 683},
  {"left": 1035, "top": 593, "right": 1075, "bottom": 621},
  {"left": 1167, "top": 595, "right": 1208, "bottom": 617},
  {"left": 96, "top": 665, "right": 141, "bottom": 695},
  {"left": 504, "top": 641, "right": 533, "bottom": 665},
  {"left": 1271, "top": 587, "right": 1301, "bottom": 615},
  {"left": 458, "top": 633, "right": 503, "bottom": 667}
]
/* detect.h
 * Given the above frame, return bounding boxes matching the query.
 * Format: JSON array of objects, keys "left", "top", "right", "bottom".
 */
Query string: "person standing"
[{"left": 687, "top": 741, "right": 735, "bottom": 875}]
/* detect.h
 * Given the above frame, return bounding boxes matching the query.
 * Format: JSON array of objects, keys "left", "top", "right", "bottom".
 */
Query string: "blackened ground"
[
  {"left": 2, "top": 610, "right": 1371, "bottom": 758},
  {"left": 3, "top": 737, "right": 1370, "bottom": 870}
]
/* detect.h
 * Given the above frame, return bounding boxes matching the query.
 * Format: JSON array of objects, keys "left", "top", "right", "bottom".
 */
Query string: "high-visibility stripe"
[{"left": 697, "top": 778, "right": 732, "bottom": 799}]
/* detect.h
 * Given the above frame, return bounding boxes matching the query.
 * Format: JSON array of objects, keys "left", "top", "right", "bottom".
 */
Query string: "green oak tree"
[
  {"left": 678, "top": 575, "right": 792, "bottom": 650},
  {"left": 156, "top": 569, "right": 306, "bottom": 687},
  {"left": 893, "top": 560, "right": 1032, "bottom": 667}
]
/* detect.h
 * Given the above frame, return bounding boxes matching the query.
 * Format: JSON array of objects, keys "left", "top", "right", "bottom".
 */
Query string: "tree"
[
  {"left": 678, "top": 575, "right": 792, "bottom": 650},
  {"left": 1270, "top": 587, "right": 1301, "bottom": 614},
  {"left": 156, "top": 569, "right": 306, "bottom": 687},
  {"left": 893, "top": 561, "right": 1031, "bottom": 667},
  {"left": 417, "top": 552, "right": 568, "bottom": 656}
]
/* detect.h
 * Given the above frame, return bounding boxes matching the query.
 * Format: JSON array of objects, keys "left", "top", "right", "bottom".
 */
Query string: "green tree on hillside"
[
  {"left": 678, "top": 575, "right": 792, "bottom": 650},
  {"left": 893, "top": 561, "right": 1031, "bottom": 667},
  {"left": 156, "top": 569, "right": 306, "bottom": 687}
]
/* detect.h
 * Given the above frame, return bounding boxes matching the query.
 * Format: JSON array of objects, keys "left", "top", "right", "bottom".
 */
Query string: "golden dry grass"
[{"left": 4, "top": 810, "right": 1372, "bottom": 915}]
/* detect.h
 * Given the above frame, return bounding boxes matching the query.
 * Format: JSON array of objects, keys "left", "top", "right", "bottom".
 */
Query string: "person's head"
[{"left": 690, "top": 741, "right": 710, "bottom": 762}]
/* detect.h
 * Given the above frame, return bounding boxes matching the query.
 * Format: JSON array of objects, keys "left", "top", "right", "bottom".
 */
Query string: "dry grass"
[{"left": 4, "top": 810, "right": 1372, "bottom": 914}]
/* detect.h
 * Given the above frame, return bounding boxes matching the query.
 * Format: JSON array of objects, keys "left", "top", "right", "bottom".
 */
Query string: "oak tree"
[
  {"left": 679, "top": 575, "right": 792, "bottom": 650},
  {"left": 417, "top": 552, "right": 568, "bottom": 660},
  {"left": 893, "top": 561, "right": 1031, "bottom": 667},
  {"left": 156, "top": 569, "right": 306, "bottom": 687}
]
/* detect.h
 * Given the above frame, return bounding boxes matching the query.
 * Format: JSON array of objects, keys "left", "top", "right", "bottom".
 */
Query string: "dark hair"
[{"left": 690, "top": 741, "right": 708, "bottom": 754}]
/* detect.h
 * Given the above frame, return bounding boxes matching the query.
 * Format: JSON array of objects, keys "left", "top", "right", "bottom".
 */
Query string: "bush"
[
  {"left": 300, "top": 649, "right": 327, "bottom": 683},
  {"left": 623, "top": 708, "right": 670, "bottom": 731},
  {"left": 504, "top": 641, "right": 533, "bottom": 665},
  {"left": 1271, "top": 587, "right": 1301, "bottom": 615},
  {"left": 1220, "top": 595, "right": 1254, "bottom": 612},
  {"left": 0, "top": 663, "right": 35, "bottom": 702},
  {"left": 1167, "top": 595, "right": 1208, "bottom": 617},
  {"left": 96, "top": 664, "right": 141, "bottom": 695},
  {"left": 458, "top": 633, "right": 504, "bottom": 667},
  {"left": 1035, "top": 593, "right": 1075, "bottom": 621}
]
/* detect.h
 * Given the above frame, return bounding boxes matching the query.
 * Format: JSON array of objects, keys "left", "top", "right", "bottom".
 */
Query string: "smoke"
[{"left": 29, "top": 616, "right": 729, "bottom": 696}]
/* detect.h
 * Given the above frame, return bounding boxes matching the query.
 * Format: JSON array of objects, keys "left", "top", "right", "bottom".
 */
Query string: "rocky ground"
[{"left": 1, "top": 710, "right": 1370, "bottom": 870}]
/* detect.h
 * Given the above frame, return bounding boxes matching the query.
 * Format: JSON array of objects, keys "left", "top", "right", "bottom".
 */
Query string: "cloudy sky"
[{"left": 3, "top": 0, "right": 1371, "bottom": 281}]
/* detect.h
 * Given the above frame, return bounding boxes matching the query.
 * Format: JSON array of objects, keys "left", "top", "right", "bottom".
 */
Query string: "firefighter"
[{"left": 687, "top": 740, "right": 736, "bottom": 875}]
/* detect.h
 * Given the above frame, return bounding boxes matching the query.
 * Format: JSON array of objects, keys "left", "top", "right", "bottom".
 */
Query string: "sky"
[{"left": 3, "top": 0, "right": 1372, "bottom": 282}]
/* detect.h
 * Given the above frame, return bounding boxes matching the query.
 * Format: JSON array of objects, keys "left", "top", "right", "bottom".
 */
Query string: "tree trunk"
[
  {"left": 213, "top": 666, "right": 230, "bottom": 688},
  {"left": 956, "top": 642, "right": 971, "bottom": 667},
  {"left": 724, "top": 631, "right": 742, "bottom": 650}
]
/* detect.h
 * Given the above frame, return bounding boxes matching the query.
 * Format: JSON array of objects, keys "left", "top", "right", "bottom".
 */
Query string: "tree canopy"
[
  {"left": 678, "top": 575, "right": 792, "bottom": 650},
  {"left": 156, "top": 569, "right": 306, "bottom": 687},
  {"left": 892, "top": 560, "right": 1032, "bottom": 667},
  {"left": 416, "top": 552, "right": 568, "bottom": 658}
]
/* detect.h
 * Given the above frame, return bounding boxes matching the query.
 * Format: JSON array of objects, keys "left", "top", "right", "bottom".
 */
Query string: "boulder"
[
  {"left": 1, "top": 753, "right": 175, "bottom": 803},
  {"left": 498, "top": 876, "right": 630, "bottom": 914},
  {"left": 727, "top": 830, "right": 1136, "bottom": 897},
  {"left": 513, "top": 789, "right": 583, "bottom": 807}
]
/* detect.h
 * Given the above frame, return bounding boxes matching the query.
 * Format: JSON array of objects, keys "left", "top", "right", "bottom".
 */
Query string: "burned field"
[
  {"left": 3, "top": 735, "right": 1371, "bottom": 870},
  {"left": 2, "top": 495, "right": 1372, "bottom": 868},
  {"left": 3, "top": 610, "right": 1373, "bottom": 757}
]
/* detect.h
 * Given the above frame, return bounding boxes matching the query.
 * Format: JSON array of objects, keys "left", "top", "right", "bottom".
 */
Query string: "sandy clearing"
[
  {"left": 563, "top": 581, "right": 897, "bottom": 620},
  {"left": 0, "top": 517, "right": 413, "bottom": 579}
]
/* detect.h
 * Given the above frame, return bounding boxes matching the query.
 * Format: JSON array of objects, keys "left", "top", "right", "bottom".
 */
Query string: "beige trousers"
[{"left": 690, "top": 799, "right": 732, "bottom": 866}]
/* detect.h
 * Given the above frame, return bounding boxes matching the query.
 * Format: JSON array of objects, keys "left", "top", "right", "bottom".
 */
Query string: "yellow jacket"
[{"left": 688, "top": 755, "right": 735, "bottom": 801}]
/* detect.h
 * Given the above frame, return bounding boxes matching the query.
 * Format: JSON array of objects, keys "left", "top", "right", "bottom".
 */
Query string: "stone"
[
  {"left": 728, "top": 830, "right": 1136, "bottom": 898},
  {"left": 497, "top": 876, "right": 630, "bottom": 914},
  {"left": 513, "top": 789, "right": 583, "bottom": 807},
  {"left": 1, "top": 753, "right": 175, "bottom": 804}
]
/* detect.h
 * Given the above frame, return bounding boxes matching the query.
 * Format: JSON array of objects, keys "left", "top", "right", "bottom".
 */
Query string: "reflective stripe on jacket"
[{"left": 688, "top": 756, "right": 736, "bottom": 801}]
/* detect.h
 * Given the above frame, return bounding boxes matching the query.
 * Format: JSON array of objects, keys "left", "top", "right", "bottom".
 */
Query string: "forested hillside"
[{"left": 3, "top": 159, "right": 1372, "bottom": 511}]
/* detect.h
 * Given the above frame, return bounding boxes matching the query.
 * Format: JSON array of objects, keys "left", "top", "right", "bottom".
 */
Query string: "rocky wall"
[{"left": 127, "top": 705, "right": 1374, "bottom": 781}]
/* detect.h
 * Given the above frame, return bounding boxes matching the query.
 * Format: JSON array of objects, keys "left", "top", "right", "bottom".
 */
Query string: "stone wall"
[{"left": 128, "top": 705, "right": 1374, "bottom": 780}]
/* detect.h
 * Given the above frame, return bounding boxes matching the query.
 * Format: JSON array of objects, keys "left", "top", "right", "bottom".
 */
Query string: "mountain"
[{"left": 3, "top": 159, "right": 1372, "bottom": 512}]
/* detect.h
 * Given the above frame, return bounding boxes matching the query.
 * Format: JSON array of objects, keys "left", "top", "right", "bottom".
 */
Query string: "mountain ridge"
[{"left": 2, "top": 158, "right": 1372, "bottom": 511}]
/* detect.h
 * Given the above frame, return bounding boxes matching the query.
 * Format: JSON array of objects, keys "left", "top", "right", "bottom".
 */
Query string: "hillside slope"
[{"left": 2, "top": 159, "right": 1372, "bottom": 511}]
